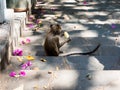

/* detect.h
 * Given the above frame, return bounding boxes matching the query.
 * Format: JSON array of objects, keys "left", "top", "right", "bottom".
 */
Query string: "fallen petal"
[
  {"left": 9, "top": 71, "right": 16, "bottom": 77},
  {"left": 27, "top": 61, "right": 32, "bottom": 66},
  {"left": 19, "top": 71, "right": 26, "bottom": 77}
]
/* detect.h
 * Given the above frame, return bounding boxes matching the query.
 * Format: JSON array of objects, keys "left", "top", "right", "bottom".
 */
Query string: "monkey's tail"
[{"left": 60, "top": 44, "right": 100, "bottom": 56}]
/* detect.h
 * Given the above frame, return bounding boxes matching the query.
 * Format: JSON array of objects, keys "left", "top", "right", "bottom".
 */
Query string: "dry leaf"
[
  {"left": 33, "top": 85, "right": 39, "bottom": 90},
  {"left": 48, "top": 71, "right": 53, "bottom": 74},
  {"left": 43, "top": 85, "right": 47, "bottom": 89},
  {"left": 17, "top": 57, "right": 23, "bottom": 62},
  {"left": 26, "top": 55, "right": 35, "bottom": 61},
  {"left": 40, "top": 58, "right": 47, "bottom": 62},
  {"left": 86, "top": 73, "right": 92, "bottom": 80},
  {"left": 56, "top": 67, "right": 59, "bottom": 70},
  {"left": 33, "top": 67, "right": 40, "bottom": 70}
]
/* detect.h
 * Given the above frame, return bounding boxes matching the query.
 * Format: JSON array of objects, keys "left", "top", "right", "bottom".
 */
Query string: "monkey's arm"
[{"left": 57, "top": 37, "right": 71, "bottom": 48}]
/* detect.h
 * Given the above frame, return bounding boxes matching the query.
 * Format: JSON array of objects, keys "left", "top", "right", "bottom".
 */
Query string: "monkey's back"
[{"left": 44, "top": 33, "right": 59, "bottom": 56}]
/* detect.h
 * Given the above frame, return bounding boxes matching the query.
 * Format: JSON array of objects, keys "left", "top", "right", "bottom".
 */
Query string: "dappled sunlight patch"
[
  {"left": 90, "top": 71, "right": 120, "bottom": 90},
  {"left": 53, "top": 70, "right": 79, "bottom": 89},
  {"left": 87, "top": 56, "right": 104, "bottom": 70},
  {"left": 63, "top": 23, "right": 88, "bottom": 31},
  {"left": 63, "top": 4, "right": 76, "bottom": 7},
  {"left": 80, "top": 30, "right": 98, "bottom": 37},
  {"left": 73, "top": 6, "right": 95, "bottom": 10},
  {"left": 13, "top": 84, "right": 24, "bottom": 90}
]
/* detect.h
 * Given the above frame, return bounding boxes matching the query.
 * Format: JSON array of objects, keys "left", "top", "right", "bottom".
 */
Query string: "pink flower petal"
[
  {"left": 19, "top": 71, "right": 26, "bottom": 77},
  {"left": 27, "top": 61, "right": 32, "bottom": 66},
  {"left": 83, "top": 1, "right": 87, "bottom": 5},
  {"left": 26, "top": 38, "right": 31, "bottom": 43},
  {"left": 27, "top": 24, "right": 34, "bottom": 28},
  {"left": 21, "top": 41, "right": 25, "bottom": 44},
  {"left": 9, "top": 71, "right": 16, "bottom": 77},
  {"left": 13, "top": 49, "right": 23, "bottom": 56},
  {"left": 21, "top": 63, "right": 28, "bottom": 69},
  {"left": 111, "top": 24, "right": 116, "bottom": 29}
]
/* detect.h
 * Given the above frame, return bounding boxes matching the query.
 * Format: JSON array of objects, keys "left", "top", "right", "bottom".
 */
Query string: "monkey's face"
[{"left": 50, "top": 24, "right": 62, "bottom": 35}]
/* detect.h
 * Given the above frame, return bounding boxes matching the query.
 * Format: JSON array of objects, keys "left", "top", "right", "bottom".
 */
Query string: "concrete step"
[
  {"left": 36, "top": 8, "right": 120, "bottom": 20},
  {"left": 35, "top": 5, "right": 120, "bottom": 12},
  {"left": 23, "top": 22, "right": 120, "bottom": 37},
  {"left": 9, "top": 56, "right": 120, "bottom": 71},
  {"left": 35, "top": 1, "right": 120, "bottom": 13},
  {"left": 1, "top": 70, "right": 120, "bottom": 90},
  {"left": 22, "top": 26, "right": 118, "bottom": 37},
  {"left": 36, "top": 1, "right": 120, "bottom": 8},
  {"left": 34, "top": 2, "right": 120, "bottom": 20},
  {"left": 14, "top": 45, "right": 120, "bottom": 56},
  {"left": 19, "top": 36, "right": 120, "bottom": 46},
  {"left": 58, "top": 19, "right": 120, "bottom": 24}
]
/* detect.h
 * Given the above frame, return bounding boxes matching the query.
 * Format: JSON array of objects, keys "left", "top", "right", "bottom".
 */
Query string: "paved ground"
[{"left": 1, "top": 0, "right": 120, "bottom": 90}]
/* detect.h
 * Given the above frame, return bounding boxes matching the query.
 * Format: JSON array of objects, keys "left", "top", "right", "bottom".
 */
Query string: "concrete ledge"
[
  {"left": 14, "top": 12, "right": 27, "bottom": 37},
  {"left": 0, "top": 23, "right": 11, "bottom": 70}
]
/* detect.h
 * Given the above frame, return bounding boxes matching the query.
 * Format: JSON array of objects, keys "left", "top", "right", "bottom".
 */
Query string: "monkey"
[
  {"left": 44, "top": 24, "right": 100, "bottom": 56},
  {"left": 44, "top": 24, "right": 71, "bottom": 56}
]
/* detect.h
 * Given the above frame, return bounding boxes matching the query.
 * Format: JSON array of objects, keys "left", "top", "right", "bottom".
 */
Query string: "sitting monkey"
[
  {"left": 44, "top": 24, "right": 100, "bottom": 56},
  {"left": 44, "top": 24, "right": 71, "bottom": 56}
]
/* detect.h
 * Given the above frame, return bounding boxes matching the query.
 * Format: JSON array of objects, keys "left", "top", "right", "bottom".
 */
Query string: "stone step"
[
  {"left": 1, "top": 70, "right": 120, "bottom": 90},
  {"left": 10, "top": 56, "right": 120, "bottom": 71},
  {"left": 35, "top": 1, "right": 120, "bottom": 12},
  {"left": 36, "top": 1, "right": 120, "bottom": 7},
  {"left": 22, "top": 27, "right": 119, "bottom": 37},
  {"left": 58, "top": 19, "right": 120, "bottom": 24},
  {"left": 23, "top": 22, "right": 120, "bottom": 37},
  {"left": 14, "top": 45, "right": 120, "bottom": 56},
  {"left": 19, "top": 36, "right": 120, "bottom": 46},
  {"left": 41, "top": 9, "right": 120, "bottom": 20},
  {"left": 35, "top": 5, "right": 120, "bottom": 12},
  {"left": 34, "top": 2, "right": 120, "bottom": 20}
]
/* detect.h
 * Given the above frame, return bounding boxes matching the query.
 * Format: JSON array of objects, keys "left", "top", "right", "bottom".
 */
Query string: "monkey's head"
[{"left": 50, "top": 24, "right": 62, "bottom": 35}]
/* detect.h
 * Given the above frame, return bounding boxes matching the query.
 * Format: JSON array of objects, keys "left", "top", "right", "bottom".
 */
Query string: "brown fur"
[{"left": 44, "top": 24, "right": 70, "bottom": 56}]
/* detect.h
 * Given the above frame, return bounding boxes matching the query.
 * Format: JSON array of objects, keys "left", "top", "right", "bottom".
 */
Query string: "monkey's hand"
[
  {"left": 66, "top": 38, "right": 71, "bottom": 43},
  {"left": 59, "top": 50, "right": 63, "bottom": 53}
]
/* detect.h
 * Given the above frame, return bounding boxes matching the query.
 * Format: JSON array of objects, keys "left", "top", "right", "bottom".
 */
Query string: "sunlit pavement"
[{"left": 1, "top": 0, "right": 120, "bottom": 90}]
